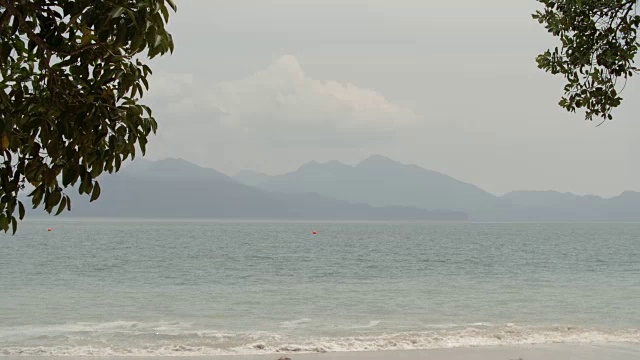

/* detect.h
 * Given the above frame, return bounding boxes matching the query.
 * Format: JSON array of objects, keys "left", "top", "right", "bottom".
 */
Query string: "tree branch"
[{"left": 0, "top": 0, "right": 53, "bottom": 55}]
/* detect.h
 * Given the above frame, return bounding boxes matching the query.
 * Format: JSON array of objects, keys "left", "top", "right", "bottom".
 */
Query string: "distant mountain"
[
  {"left": 245, "top": 155, "right": 640, "bottom": 221},
  {"left": 233, "top": 170, "right": 272, "bottom": 187},
  {"left": 502, "top": 190, "right": 604, "bottom": 208},
  {"left": 124, "top": 157, "right": 231, "bottom": 182},
  {"left": 257, "top": 155, "right": 506, "bottom": 218},
  {"left": 502, "top": 190, "right": 640, "bottom": 221},
  {"left": 61, "top": 158, "right": 466, "bottom": 221},
  {"left": 69, "top": 158, "right": 294, "bottom": 218},
  {"left": 606, "top": 191, "right": 640, "bottom": 221},
  {"left": 25, "top": 156, "right": 640, "bottom": 221}
]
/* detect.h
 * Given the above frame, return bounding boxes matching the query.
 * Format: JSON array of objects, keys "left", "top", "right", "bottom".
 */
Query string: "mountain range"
[
  {"left": 233, "top": 155, "right": 640, "bottom": 221},
  {"left": 36, "top": 155, "right": 640, "bottom": 221},
  {"left": 62, "top": 157, "right": 467, "bottom": 221},
  {"left": 239, "top": 155, "right": 504, "bottom": 216}
]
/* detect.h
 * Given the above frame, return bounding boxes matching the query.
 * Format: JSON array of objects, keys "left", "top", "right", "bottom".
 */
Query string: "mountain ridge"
[
  {"left": 56, "top": 157, "right": 467, "bottom": 221},
  {"left": 234, "top": 155, "right": 640, "bottom": 221},
  {"left": 23, "top": 156, "right": 639, "bottom": 221},
  {"left": 252, "top": 154, "right": 505, "bottom": 218}
]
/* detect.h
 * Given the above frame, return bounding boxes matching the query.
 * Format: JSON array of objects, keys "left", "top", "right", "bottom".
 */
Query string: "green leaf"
[
  {"left": 55, "top": 196, "right": 67, "bottom": 216},
  {"left": 90, "top": 182, "right": 101, "bottom": 202},
  {"left": 0, "top": 214, "right": 7, "bottom": 232},
  {"left": 62, "top": 167, "right": 78, "bottom": 187},
  {"left": 46, "top": 191, "right": 63, "bottom": 212},
  {"left": 11, "top": 216, "right": 17, "bottom": 235},
  {"left": 18, "top": 201, "right": 25, "bottom": 220},
  {"left": 167, "top": 0, "right": 178, "bottom": 12},
  {"left": 78, "top": 180, "right": 86, "bottom": 194},
  {"left": 160, "top": 4, "right": 170, "bottom": 22},
  {"left": 90, "top": 165, "right": 103, "bottom": 178},
  {"left": 109, "top": 6, "right": 125, "bottom": 19},
  {"left": 31, "top": 186, "right": 44, "bottom": 209},
  {"left": 115, "top": 154, "right": 122, "bottom": 171}
]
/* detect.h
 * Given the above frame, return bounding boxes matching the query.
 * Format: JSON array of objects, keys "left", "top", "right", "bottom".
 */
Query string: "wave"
[
  {"left": 344, "top": 320, "right": 381, "bottom": 329},
  {"left": 1, "top": 323, "right": 639, "bottom": 356},
  {"left": 0, "top": 321, "right": 200, "bottom": 340},
  {"left": 279, "top": 318, "right": 312, "bottom": 328}
]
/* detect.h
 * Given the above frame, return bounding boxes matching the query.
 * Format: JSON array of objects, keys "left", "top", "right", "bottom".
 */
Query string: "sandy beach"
[
  {"left": 5, "top": 344, "right": 639, "bottom": 360},
  {"left": 215, "top": 344, "right": 640, "bottom": 360}
]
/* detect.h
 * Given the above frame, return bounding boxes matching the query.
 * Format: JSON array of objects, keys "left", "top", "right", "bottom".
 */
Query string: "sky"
[{"left": 142, "top": 0, "right": 640, "bottom": 197}]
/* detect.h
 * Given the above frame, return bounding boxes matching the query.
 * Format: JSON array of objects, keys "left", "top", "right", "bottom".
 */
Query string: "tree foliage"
[
  {"left": 533, "top": 0, "right": 640, "bottom": 122},
  {"left": 0, "top": 0, "right": 176, "bottom": 233}
]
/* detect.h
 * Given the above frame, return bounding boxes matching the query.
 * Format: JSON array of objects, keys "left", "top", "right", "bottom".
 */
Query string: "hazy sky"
[{"left": 142, "top": 0, "right": 640, "bottom": 197}]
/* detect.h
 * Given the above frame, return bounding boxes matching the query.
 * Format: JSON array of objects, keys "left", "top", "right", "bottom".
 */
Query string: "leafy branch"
[
  {"left": 0, "top": 0, "right": 176, "bottom": 233},
  {"left": 533, "top": 0, "right": 640, "bottom": 122}
]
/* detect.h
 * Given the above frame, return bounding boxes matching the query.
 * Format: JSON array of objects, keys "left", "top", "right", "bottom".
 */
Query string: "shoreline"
[{"left": 3, "top": 344, "right": 639, "bottom": 359}]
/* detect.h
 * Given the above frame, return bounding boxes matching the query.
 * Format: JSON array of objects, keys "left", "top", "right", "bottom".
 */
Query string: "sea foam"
[{"left": 1, "top": 324, "right": 639, "bottom": 356}]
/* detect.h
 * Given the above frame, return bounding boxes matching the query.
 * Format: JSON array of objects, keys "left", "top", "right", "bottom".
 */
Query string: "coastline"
[
  {"left": 230, "top": 344, "right": 640, "bottom": 360},
  {"left": 4, "top": 344, "right": 639, "bottom": 360}
]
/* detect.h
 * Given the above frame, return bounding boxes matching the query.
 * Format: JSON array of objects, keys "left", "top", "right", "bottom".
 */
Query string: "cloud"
[
  {"left": 145, "top": 55, "right": 422, "bottom": 175},
  {"left": 148, "top": 73, "right": 194, "bottom": 98},
  {"left": 146, "top": 73, "right": 208, "bottom": 114},
  {"left": 206, "top": 55, "right": 418, "bottom": 146}
]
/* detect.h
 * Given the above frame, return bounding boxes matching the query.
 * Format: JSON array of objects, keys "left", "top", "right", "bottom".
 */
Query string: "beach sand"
[
  {"left": 5, "top": 344, "right": 639, "bottom": 360},
  {"left": 221, "top": 344, "right": 639, "bottom": 360}
]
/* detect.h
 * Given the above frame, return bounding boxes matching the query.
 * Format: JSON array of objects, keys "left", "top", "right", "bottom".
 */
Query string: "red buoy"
[
  {"left": 47, "top": 228, "right": 52, "bottom": 232},
  {"left": 312, "top": 231, "right": 317, "bottom": 235}
]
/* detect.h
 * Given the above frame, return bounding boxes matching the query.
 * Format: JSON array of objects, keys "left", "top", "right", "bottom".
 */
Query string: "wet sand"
[{"left": 5, "top": 344, "right": 639, "bottom": 360}]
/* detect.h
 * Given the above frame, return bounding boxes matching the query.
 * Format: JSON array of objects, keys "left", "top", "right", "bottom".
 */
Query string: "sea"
[{"left": 0, "top": 219, "right": 639, "bottom": 356}]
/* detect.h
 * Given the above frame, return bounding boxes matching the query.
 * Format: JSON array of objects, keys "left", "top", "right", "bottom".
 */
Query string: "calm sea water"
[{"left": 1, "top": 219, "right": 639, "bottom": 355}]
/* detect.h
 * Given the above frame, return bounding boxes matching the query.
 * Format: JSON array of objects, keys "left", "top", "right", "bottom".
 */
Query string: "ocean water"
[{"left": 0, "top": 219, "right": 639, "bottom": 356}]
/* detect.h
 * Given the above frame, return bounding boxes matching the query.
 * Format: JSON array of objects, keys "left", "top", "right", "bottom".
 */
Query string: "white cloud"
[
  {"left": 146, "top": 72, "right": 206, "bottom": 114},
  {"left": 148, "top": 73, "right": 194, "bottom": 98},
  {"left": 207, "top": 55, "right": 418, "bottom": 145}
]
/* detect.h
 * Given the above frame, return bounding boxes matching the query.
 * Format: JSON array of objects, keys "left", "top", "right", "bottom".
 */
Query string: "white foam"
[
  {"left": 279, "top": 318, "right": 312, "bottom": 328},
  {"left": 260, "top": 327, "right": 640, "bottom": 354},
  {"left": 0, "top": 321, "right": 195, "bottom": 341},
  {"left": 344, "top": 320, "right": 381, "bottom": 329},
  {"left": 469, "top": 322, "right": 494, "bottom": 327},
  {"left": 419, "top": 323, "right": 461, "bottom": 329},
  {"left": 1, "top": 325, "right": 639, "bottom": 356}
]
